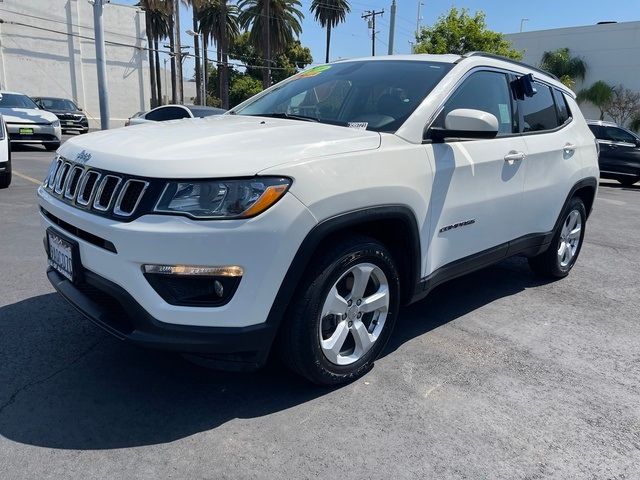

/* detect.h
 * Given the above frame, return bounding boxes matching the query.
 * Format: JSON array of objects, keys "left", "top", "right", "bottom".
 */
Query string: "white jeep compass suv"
[{"left": 38, "top": 53, "right": 599, "bottom": 385}]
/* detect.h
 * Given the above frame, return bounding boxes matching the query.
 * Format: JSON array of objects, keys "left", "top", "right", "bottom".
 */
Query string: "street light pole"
[
  {"left": 92, "top": 0, "right": 110, "bottom": 129},
  {"left": 187, "top": 30, "right": 206, "bottom": 105},
  {"left": 164, "top": 57, "right": 168, "bottom": 105}
]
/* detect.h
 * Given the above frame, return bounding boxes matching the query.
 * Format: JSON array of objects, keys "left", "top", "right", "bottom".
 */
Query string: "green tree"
[
  {"left": 577, "top": 81, "right": 614, "bottom": 120},
  {"left": 310, "top": 0, "right": 350, "bottom": 63},
  {"left": 198, "top": 0, "right": 240, "bottom": 109},
  {"left": 414, "top": 8, "right": 521, "bottom": 60},
  {"left": 229, "top": 32, "right": 312, "bottom": 84},
  {"left": 238, "top": 0, "right": 304, "bottom": 88},
  {"left": 230, "top": 75, "right": 264, "bottom": 106},
  {"left": 540, "top": 48, "right": 586, "bottom": 88}
]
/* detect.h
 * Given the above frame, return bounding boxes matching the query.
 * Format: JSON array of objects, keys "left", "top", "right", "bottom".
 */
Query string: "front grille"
[{"left": 43, "top": 156, "right": 152, "bottom": 220}]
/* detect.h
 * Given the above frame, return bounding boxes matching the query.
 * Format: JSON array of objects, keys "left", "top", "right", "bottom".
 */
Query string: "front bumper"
[
  {"left": 48, "top": 268, "right": 276, "bottom": 368},
  {"left": 7, "top": 123, "right": 62, "bottom": 143},
  {"left": 38, "top": 186, "right": 316, "bottom": 329},
  {"left": 57, "top": 115, "right": 88, "bottom": 131}
]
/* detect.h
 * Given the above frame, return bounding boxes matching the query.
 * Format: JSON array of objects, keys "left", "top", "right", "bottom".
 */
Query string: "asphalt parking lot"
[{"left": 1, "top": 137, "right": 639, "bottom": 479}]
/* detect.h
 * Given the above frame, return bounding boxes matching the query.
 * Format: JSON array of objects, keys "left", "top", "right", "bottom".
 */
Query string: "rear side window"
[
  {"left": 146, "top": 106, "right": 191, "bottom": 121},
  {"left": 521, "top": 82, "right": 559, "bottom": 132},
  {"left": 553, "top": 89, "right": 571, "bottom": 125},
  {"left": 434, "top": 71, "right": 516, "bottom": 136},
  {"left": 601, "top": 126, "right": 637, "bottom": 144}
]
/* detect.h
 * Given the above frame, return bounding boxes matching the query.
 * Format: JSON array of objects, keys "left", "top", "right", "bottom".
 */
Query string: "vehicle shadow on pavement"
[{"left": 0, "top": 257, "right": 551, "bottom": 450}]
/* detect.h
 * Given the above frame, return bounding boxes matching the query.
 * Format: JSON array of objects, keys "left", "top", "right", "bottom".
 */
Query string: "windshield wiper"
[{"left": 250, "top": 112, "right": 320, "bottom": 123}]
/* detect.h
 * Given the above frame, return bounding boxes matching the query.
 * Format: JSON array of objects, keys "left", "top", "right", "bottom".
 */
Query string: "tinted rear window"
[
  {"left": 521, "top": 82, "right": 559, "bottom": 132},
  {"left": 553, "top": 89, "right": 571, "bottom": 125}
]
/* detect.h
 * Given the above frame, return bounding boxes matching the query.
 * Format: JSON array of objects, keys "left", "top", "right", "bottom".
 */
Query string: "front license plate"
[
  {"left": 47, "top": 230, "right": 76, "bottom": 282},
  {"left": 19, "top": 127, "right": 34, "bottom": 135}
]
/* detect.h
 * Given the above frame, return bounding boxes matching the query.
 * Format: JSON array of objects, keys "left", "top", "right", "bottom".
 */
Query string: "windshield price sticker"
[
  {"left": 348, "top": 122, "right": 368, "bottom": 130},
  {"left": 297, "top": 65, "right": 332, "bottom": 78}
]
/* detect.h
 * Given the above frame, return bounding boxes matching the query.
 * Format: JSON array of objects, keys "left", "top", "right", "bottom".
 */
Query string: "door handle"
[
  {"left": 563, "top": 143, "right": 577, "bottom": 153},
  {"left": 504, "top": 151, "right": 526, "bottom": 163}
]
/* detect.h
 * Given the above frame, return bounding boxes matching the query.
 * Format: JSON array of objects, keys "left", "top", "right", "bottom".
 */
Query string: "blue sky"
[{"left": 115, "top": 0, "right": 639, "bottom": 72}]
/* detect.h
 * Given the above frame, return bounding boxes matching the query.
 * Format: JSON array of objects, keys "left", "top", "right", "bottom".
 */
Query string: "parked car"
[
  {"left": 0, "top": 91, "right": 61, "bottom": 151},
  {"left": 38, "top": 53, "right": 598, "bottom": 385},
  {"left": 0, "top": 115, "right": 11, "bottom": 188},
  {"left": 587, "top": 120, "right": 640, "bottom": 186},
  {"left": 32, "top": 96, "right": 89, "bottom": 135},
  {"left": 125, "top": 104, "right": 226, "bottom": 126}
]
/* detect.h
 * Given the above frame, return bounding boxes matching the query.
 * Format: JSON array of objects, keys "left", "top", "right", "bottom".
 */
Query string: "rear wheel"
[
  {"left": 528, "top": 197, "right": 586, "bottom": 278},
  {"left": 279, "top": 236, "right": 400, "bottom": 385},
  {"left": 617, "top": 176, "right": 639, "bottom": 187}
]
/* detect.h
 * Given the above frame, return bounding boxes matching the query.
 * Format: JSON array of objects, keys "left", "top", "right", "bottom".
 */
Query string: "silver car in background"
[{"left": 0, "top": 91, "right": 62, "bottom": 151}]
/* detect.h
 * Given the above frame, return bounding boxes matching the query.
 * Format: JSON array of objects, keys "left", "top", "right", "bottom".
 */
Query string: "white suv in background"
[{"left": 38, "top": 53, "right": 599, "bottom": 385}]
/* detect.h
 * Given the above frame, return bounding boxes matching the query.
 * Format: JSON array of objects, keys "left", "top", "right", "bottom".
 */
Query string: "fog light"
[
  {"left": 142, "top": 264, "right": 243, "bottom": 306},
  {"left": 143, "top": 264, "right": 243, "bottom": 277}
]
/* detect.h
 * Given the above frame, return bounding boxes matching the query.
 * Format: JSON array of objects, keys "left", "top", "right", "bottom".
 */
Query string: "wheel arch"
[
  {"left": 265, "top": 205, "right": 422, "bottom": 331},
  {"left": 569, "top": 177, "right": 598, "bottom": 219}
]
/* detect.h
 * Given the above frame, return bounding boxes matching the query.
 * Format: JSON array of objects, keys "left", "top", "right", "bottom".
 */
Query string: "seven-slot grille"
[{"left": 44, "top": 157, "right": 148, "bottom": 218}]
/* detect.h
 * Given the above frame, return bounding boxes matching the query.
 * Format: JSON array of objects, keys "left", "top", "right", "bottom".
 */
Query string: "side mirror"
[
  {"left": 428, "top": 109, "right": 499, "bottom": 142},
  {"left": 78, "top": 107, "right": 83, "bottom": 111},
  {"left": 635, "top": 138, "right": 640, "bottom": 148}
]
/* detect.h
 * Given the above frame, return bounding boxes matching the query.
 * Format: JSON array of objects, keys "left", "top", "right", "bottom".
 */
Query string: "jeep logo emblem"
[{"left": 75, "top": 150, "right": 92, "bottom": 164}]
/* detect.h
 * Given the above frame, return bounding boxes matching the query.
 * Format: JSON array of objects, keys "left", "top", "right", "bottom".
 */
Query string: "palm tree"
[
  {"left": 138, "top": 1, "right": 170, "bottom": 107},
  {"left": 238, "top": 0, "right": 304, "bottom": 88},
  {"left": 577, "top": 81, "right": 614, "bottom": 120},
  {"left": 187, "top": 0, "right": 206, "bottom": 104},
  {"left": 199, "top": 0, "right": 240, "bottom": 108},
  {"left": 310, "top": 0, "right": 350, "bottom": 63},
  {"left": 540, "top": 48, "right": 587, "bottom": 89}
]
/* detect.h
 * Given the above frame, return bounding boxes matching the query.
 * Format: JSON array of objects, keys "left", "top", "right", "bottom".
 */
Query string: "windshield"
[
  {"left": 38, "top": 97, "right": 78, "bottom": 111},
  {"left": 189, "top": 107, "right": 225, "bottom": 117},
  {"left": 0, "top": 93, "right": 39, "bottom": 109},
  {"left": 234, "top": 60, "right": 452, "bottom": 133}
]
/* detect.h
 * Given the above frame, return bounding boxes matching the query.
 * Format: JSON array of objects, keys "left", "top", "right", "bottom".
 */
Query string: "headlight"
[
  {"left": 51, "top": 120, "right": 61, "bottom": 128},
  {"left": 154, "top": 177, "right": 291, "bottom": 219}
]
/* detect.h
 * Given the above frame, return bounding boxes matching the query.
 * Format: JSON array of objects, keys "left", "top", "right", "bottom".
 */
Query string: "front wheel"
[
  {"left": 528, "top": 197, "right": 586, "bottom": 278},
  {"left": 279, "top": 236, "right": 400, "bottom": 385},
  {"left": 44, "top": 142, "right": 61, "bottom": 152}
]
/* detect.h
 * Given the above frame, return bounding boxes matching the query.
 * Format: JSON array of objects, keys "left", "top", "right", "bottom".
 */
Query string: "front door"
[{"left": 423, "top": 70, "right": 528, "bottom": 275}]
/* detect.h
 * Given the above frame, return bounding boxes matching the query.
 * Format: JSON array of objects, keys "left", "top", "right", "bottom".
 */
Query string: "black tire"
[
  {"left": 81, "top": 128, "right": 90, "bottom": 135},
  {"left": 617, "top": 177, "right": 639, "bottom": 187},
  {"left": 0, "top": 145, "right": 11, "bottom": 189},
  {"left": 528, "top": 197, "right": 587, "bottom": 278},
  {"left": 278, "top": 235, "right": 401, "bottom": 385},
  {"left": 45, "top": 142, "right": 61, "bottom": 152}
]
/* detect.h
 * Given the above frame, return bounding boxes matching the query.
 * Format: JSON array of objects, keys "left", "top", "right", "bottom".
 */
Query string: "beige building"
[
  {"left": 0, "top": 0, "right": 152, "bottom": 128},
  {"left": 506, "top": 21, "right": 640, "bottom": 124}
]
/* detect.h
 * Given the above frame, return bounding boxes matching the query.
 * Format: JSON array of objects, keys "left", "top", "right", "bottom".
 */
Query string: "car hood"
[
  {"left": 0, "top": 108, "right": 58, "bottom": 124},
  {"left": 57, "top": 115, "right": 382, "bottom": 178}
]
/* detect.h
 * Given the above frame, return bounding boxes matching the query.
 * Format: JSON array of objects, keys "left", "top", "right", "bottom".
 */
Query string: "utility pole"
[
  {"left": 388, "top": 0, "right": 397, "bottom": 55},
  {"left": 92, "top": 0, "right": 110, "bottom": 130},
  {"left": 173, "top": 0, "right": 184, "bottom": 104},
  {"left": 266, "top": 0, "right": 271, "bottom": 87},
  {"left": 414, "top": 1, "right": 424, "bottom": 53},
  {"left": 362, "top": 10, "right": 384, "bottom": 57},
  {"left": 520, "top": 18, "right": 529, "bottom": 32}
]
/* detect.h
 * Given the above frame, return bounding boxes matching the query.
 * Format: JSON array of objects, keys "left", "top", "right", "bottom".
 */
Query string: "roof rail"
[{"left": 457, "top": 51, "right": 560, "bottom": 81}]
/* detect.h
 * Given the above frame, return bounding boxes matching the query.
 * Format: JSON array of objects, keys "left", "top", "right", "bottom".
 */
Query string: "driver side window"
[{"left": 433, "top": 71, "right": 516, "bottom": 137}]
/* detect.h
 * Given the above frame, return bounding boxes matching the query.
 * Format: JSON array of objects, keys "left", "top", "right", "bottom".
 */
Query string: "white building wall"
[
  {"left": 0, "top": 0, "right": 151, "bottom": 129},
  {"left": 506, "top": 21, "right": 640, "bottom": 124}
]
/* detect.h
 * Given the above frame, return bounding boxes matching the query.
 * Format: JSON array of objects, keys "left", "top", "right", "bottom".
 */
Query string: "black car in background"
[
  {"left": 588, "top": 120, "right": 640, "bottom": 186},
  {"left": 32, "top": 97, "right": 89, "bottom": 134}
]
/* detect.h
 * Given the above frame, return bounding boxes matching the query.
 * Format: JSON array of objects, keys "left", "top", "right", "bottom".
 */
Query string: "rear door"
[
  {"left": 520, "top": 83, "right": 584, "bottom": 233},
  {"left": 423, "top": 70, "right": 528, "bottom": 274}
]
